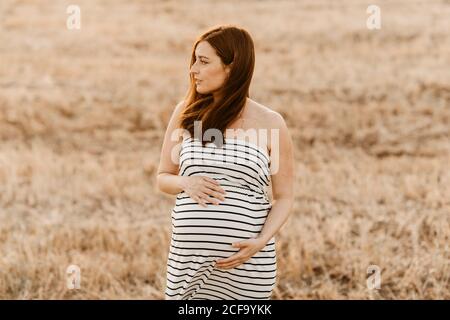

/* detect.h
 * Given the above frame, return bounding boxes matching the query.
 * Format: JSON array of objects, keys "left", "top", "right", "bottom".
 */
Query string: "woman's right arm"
[
  {"left": 156, "top": 100, "right": 186, "bottom": 195},
  {"left": 157, "top": 173, "right": 187, "bottom": 195}
]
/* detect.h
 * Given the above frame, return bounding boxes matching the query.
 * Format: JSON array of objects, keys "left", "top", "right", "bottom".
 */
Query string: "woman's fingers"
[
  {"left": 210, "top": 190, "right": 226, "bottom": 202},
  {"left": 193, "top": 194, "right": 207, "bottom": 207},
  {"left": 203, "top": 179, "right": 226, "bottom": 200},
  {"left": 188, "top": 177, "right": 227, "bottom": 206},
  {"left": 202, "top": 177, "right": 225, "bottom": 192},
  {"left": 201, "top": 191, "right": 221, "bottom": 205},
  {"left": 216, "top": 257, "right": 246, "bottom": 269},
  {"left": 203, "top": 187, "right": 226, "bottom": 202},
  {"left": 205, "top": 181, "right": 226, "bottom": 195},
  {"left": 203, "top": 177, "right": 220, "bottom": 186},
  {"left": 200, "top": 191, "right": 219, "bottom": 206}
]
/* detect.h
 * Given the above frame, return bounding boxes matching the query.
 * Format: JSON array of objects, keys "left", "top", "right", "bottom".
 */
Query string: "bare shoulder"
[
  {"left": 268, "top": 110, "right": 287, "bottom": 129},
  {"left": 166, "top": 100, "right": 188, "bottom": 142},
  {"left": 247, "top": 99, "right": 283, "bottom": 126},
  {"left": 173, "top": 100, "right": 188, "bottom": 128},
  {"left": 174, "top": 100, "right": 186, "bottom": 115},
  {"left": 247, "top": 99, "right": 271, "bottom": 117},
  {"left": 247, "top": 99, "right": 288, "bottom": 154}
]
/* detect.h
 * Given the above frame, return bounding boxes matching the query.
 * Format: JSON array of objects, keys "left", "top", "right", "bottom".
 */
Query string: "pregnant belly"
[
  {"left": 169, "top": 189, "right": 276, "bottom": 274},
  {"left": 172, "top": 187, "right": 272, "bottom": 240}
]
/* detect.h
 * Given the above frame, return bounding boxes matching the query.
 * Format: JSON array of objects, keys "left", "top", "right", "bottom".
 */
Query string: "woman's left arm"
[
  {"left": 215, "top": 112, "right": 295, "bottom": 269},
  {"left": 255, "top": 111, "right": 295, "bottom": 244}
]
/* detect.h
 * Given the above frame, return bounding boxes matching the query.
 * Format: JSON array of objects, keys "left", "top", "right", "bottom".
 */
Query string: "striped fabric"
[{"left": 164, "top": 136, "right": 277, "bottom": 300}]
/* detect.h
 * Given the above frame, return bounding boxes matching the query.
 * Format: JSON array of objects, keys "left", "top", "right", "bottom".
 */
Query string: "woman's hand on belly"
[
  {"left": 214, "top": 237, "right": 267, "bottom": 270},
  {"left": 181, "top": 175, "right": 226, "bottom": 207}
]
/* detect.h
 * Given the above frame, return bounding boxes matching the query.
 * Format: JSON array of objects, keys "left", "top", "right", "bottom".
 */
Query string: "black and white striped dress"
[{"left": 164, "top": 135, "right": 276, "bottom": 300}]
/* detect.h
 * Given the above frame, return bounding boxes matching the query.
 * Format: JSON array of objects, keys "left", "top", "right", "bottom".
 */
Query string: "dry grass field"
[{"left": 0, "top": 0, "right": 449, "bottom": 299}]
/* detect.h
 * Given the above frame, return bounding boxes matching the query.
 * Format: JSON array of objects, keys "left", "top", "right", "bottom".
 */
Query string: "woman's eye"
[{"left": 200, "top": 60, "right": 207, "bottom": 64}]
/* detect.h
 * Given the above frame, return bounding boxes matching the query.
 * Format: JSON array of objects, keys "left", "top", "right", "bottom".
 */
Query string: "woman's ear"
[{"left": 225, "top": 63, "right": 233, "bottom": 75}]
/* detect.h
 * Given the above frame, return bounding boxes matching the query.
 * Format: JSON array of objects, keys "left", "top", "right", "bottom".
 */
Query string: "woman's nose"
[{"left": 190, "top": 62, "right": 199, "bottom": 74}]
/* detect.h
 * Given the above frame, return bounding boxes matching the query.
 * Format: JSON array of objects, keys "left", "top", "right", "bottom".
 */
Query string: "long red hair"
[{"left": 178, "top": 25, "right": 255, "bottom": 147}]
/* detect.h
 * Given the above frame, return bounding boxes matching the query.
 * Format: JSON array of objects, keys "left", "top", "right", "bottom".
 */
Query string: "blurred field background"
[{"left": 0, "top": 0, "right": 449, "bottom": 299}]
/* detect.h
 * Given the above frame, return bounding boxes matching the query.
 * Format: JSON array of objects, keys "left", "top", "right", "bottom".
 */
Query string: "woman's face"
[{"left": 189, "top": 41, "right": 231, "bottom": 95}]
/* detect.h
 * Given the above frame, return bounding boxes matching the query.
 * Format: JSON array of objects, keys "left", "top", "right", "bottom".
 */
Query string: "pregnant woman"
[{"left": 156, "top": 25, "right": 294, "bottom": 300}]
